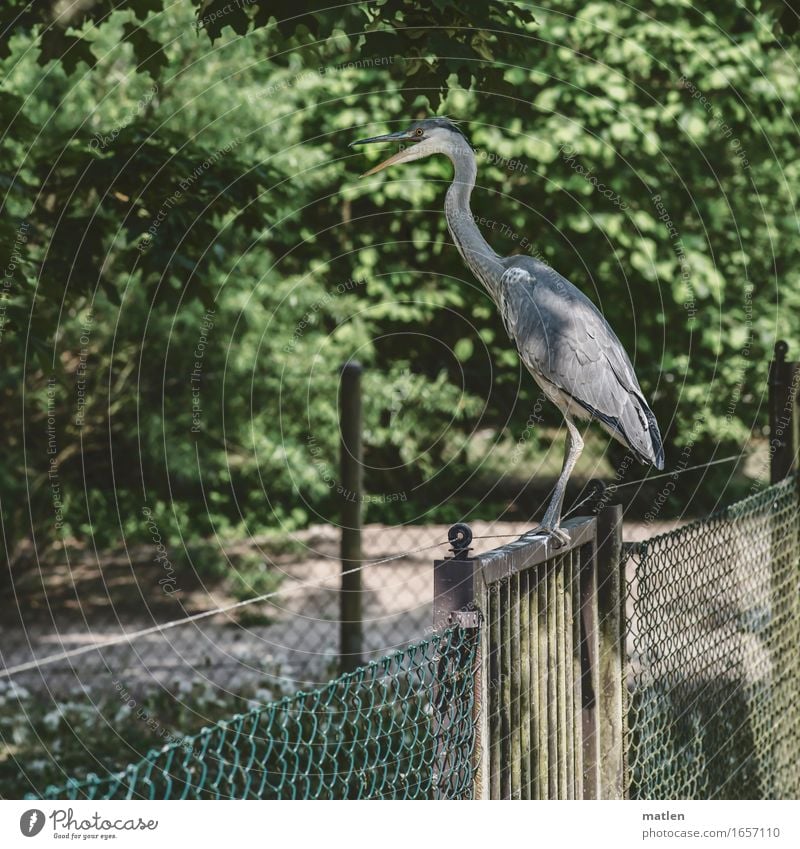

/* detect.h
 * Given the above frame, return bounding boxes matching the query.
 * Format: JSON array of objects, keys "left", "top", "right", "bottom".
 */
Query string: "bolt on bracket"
[{"left": 449, "top": 610, "right": 481, "bottom": 629}]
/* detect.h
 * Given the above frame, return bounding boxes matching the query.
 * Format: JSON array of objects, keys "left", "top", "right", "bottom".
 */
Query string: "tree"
[{"left": 2, "top": 2, "right": 799, "bottom": 577}]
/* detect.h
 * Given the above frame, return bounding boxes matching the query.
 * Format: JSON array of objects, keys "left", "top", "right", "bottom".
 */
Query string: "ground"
[{"left": 3, "top": 518, "right": 683, "bottom": 699}]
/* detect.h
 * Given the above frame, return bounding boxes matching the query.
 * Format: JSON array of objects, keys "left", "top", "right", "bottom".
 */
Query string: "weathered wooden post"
[
  {"left": 339, "top": 361, "right": 363, "bottom": 674},
  {"left": 593, "top": 497, "right": 625, "bottom": 799},
  {"left": 576, "top": 484, "right": 601, "bottom": 799},
  {"left": 768, "top": 340, "right": 798, "bottom": 484},
  {"left": 577, "top": 482, "right": 625, "bottom": 799}
]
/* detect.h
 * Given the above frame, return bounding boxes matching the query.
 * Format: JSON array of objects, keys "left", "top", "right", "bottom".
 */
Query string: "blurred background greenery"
[
  {"left": 2, "top": 0, "right": 799, "bottom": 580},
  {"left": 3, "top": 0, "right": 800, "bottom": 799}
]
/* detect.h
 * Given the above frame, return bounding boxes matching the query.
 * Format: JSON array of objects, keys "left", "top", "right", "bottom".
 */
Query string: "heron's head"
[{"left": 350, "top": 117, "right": 470, "bottom": 177}]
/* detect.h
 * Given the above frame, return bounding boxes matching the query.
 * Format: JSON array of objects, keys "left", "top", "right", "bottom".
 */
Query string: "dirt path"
[{"left": 1, "top": 520, "right": 683, "bottom": 699}]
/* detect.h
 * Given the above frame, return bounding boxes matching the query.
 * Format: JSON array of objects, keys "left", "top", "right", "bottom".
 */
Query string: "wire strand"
[
  {"left": 0, "top": 453, "right": 748, "bottom": 679},
  {"left": 560, "top": 452, "right": 746, "bottom": 518},
  {"left": 0, "top": 539, "right": 449, "bottom": 680},
  {"left": 469, "top": 452, "right": 747, "bottom": 535},
  {"left": 604, "top": 453, "right": 745, "bottom": 491}
]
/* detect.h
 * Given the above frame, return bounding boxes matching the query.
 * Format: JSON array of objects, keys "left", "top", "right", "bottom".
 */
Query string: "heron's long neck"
[{"left": 444, "top": 142, "right": 503, "bottom": 299}]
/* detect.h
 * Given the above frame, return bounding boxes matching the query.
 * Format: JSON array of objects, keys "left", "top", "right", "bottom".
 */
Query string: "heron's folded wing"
[{"left": 499, "top": 263, "right": 663, "bottom": 466}]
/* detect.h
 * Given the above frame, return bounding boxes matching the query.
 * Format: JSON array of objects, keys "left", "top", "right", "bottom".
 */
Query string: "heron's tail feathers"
[
  {"left": 618, "top": 396, "right": 664, "bottom": 469},
  {"left": 577, "top": 393, "right": 664, "bottom": 470},
  {"left": 641, "top": 404, "right": 665, "bottom": 470}
]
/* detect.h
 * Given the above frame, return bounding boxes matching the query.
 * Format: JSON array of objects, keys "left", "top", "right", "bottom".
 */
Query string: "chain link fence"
[
  {"left": 625, "top": 474, "right": 800, "bottom": 799},
  {"left": 38, "top": 627, "right": 477, "bottom": 801},
  {"left": 0, "top": 527, "right": 446, "bottom": 701},
  {"left": 2, "top": 523, "right": 531, "bottom": 700},
  {"left": 1, "top": 520, "right": 529, "bottom": 797},
  {"left": 8, "top": 479, "right": 800, "bottom": 800}
]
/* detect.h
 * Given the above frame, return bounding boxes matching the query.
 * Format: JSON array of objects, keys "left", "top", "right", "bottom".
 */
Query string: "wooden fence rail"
[{"left": 433, "top": 512, "right": 624, "bottom": 800}]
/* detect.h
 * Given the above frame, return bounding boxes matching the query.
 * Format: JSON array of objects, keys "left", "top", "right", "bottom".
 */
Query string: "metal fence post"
[
  {"left": 767, "top": 342, "right": 800, "bottom": 792},
  {"left": 432, "top": 524, "right": 483, "bottom": 799},
  {"left": 768, "top": 340, "right": 798, "bottom": 484},
  {"left": 433, "top": 524, "right": 475, "bottom": 630},
  {"left": 339, "top": 361, "right": 363, "bottom": 674}
]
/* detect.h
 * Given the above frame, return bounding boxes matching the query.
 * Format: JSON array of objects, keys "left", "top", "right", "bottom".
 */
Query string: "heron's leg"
[{"left": 537, "top": 416, "right": 584, "bottom": 543}]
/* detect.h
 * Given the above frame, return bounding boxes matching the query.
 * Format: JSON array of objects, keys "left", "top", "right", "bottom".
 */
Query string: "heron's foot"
[{"left": 530, "top": 524, "right": 570, "bottom": 548}]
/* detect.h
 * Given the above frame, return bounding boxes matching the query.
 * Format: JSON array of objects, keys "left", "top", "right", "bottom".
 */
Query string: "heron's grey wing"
[{"left": 499, "top": 263, "right": 664, "bottom": 468}]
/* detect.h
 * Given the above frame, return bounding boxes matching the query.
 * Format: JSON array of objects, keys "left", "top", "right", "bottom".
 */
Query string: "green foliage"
[{"left": 0, "top": 1, "right": 537, "bottom": 103}]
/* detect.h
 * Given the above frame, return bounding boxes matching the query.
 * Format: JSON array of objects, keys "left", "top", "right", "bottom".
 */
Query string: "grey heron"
[{"left": 351, "top": 118, "right": 664, "bottom": 543}]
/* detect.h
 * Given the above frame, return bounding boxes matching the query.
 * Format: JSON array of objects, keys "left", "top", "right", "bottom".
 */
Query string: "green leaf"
[
  {"left": 37, "top": 29, "right": 96, "bottom": 74},
  {"left": 454, "top": 337, "right": 474, "bottom": 362},
  {"left": 122, "top": 22, "right": 169, "bottom": 78}
]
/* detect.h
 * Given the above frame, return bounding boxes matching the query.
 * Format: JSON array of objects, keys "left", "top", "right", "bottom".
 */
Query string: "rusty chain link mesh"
[
  {"left": 37, "top": 627, "right": 477, "bottom": 800},
  {"left": 625, "top": 475, "right": 800, "bottom": 799}
]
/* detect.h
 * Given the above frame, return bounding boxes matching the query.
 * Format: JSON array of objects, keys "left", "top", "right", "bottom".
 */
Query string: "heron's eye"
[{"left": 414, "top": 128, "right": 424, "bottom": 137}]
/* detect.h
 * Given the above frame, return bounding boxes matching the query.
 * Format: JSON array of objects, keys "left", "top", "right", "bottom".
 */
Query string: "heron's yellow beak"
[
  {"left": 360, "top": 148, "right": 416, "bottom": 178},
  {"left": 349, "top": 130, "right": 417, "bottom": 178}
]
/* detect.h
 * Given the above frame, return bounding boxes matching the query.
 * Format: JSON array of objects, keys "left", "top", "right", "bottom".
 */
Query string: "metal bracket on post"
[
  {"left": 448, "top": 522, "right": 473, "bottom": 560},
  {"left": 449, "top": 610, "right": 481, "bottom": 629},
  {"left": 433, "top": 523, "right": 476, "bottom": 632},
  {"left": 587, "top": 478, "right": 608, "bottom": 516}
]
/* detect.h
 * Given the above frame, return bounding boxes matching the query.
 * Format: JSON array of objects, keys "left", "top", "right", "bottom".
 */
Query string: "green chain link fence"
[
  {"left": 39, "top": 628, "right": 477, "bottom": 800},
  {"left": 625, "top": 474, "right": 800, "bottom": 800},
  {"left": 29, "top": 477, "right": 800, "bottom": 801}
]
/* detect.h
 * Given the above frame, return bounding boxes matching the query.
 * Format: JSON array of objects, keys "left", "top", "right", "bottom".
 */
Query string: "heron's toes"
[{"left": 531, "top": 524, "right": 570, "bottom": 548}]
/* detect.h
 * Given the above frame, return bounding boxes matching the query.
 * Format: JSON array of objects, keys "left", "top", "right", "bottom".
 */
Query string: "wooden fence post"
[
  {"left": 768, "top": 340, "right": 798, "bottom": 484},
  {"left": 339, "top": 361, "right": 363, "bottom": 674},
  {"left": 448, "top": 518, "right": 597, "bottom": 799},
  {"left": 579, "top": 529, "right": 600, "bottom": 800},
  {"left": 594, "top": 501, "right": 625, "bottom": 799}
]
